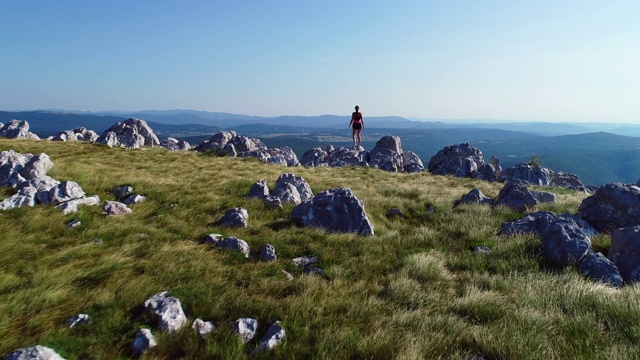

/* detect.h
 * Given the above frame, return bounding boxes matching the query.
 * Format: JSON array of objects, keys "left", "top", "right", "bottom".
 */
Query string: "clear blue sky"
[{"left": 1, "top": 1, "right": 638, "bottom": 122}]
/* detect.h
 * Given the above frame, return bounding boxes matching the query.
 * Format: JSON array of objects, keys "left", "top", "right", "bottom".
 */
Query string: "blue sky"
[{"left": 1, "top": 1, "right": 639, "bottom": 122}]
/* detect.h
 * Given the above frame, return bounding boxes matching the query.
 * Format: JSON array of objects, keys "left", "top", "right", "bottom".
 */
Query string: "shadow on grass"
[{"left": 267, "top": 219, "right": 296, "bottom": 231}]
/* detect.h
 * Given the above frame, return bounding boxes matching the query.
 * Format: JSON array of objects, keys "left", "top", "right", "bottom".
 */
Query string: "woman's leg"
[
  {"left": 352, "top": 128, "right": 357, "bottom": 146},
  {"left": 356, "top": 129, "right": 362, "bottom": 147}
]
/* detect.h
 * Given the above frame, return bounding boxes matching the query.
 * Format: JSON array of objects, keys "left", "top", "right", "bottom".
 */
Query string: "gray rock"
[
  {"left": 113, "top": 185, "right": 133, "bottom": 201},
  {"left": 502, "top": 163, "right": 553, "bottom": 186},
  {"left": 192, "top": 318, "right": 216, "bottom": 336},
  {"left": 497, "top": 180, "right": 538, "bottom": 212},
  {"left": 195, "top": 131, "right": 236, "bottom": 152},
  {"left": 292, "top": 255, "right": 317, "bottom": 267},
  {"left": 96, "top": 118, "right": 160, "bottom": 149},
  {"left": 532, "top": 191, "right": 557, "bottom": 203},
  {"left": 0, "top": 186, "right": 37, "bottom": 210},
  {"left": 222, "top": 143, "right": 237, "bottom": 157},
  {"left": 259, "top": 244, "right": 277, "bottom": 262},
  {"left": 159, "top": 137, "right": 191, "bottom": 151},
  {"left": 500, "top": 211, "right": 597, "bottom": 237},
  {"left": 551, "top": 172, "right": 589, "bottom": 192},
  {"left": 0, "top": 120, "right": 40, "bottom": 140},
  {"left": 67, "top": 219, "right": 81, "bottom": 228},
  {"left": 578, "top": 183, "right": 640, "bottom": 233},
  {"left": 541, "top": 220, "right": 591, "bottom": 268},
  {"left": 456, "top": 189, "right": 495, "bottom": 206},
  {"left": 52, "top": 127, "right": 98, "bottom": 142},
  {"left": 123, "top": 194, "right": 146, "bottom": 205},
  {"left": 291, "top": 187, "right": 374, "bottom": 236},
  {"left": 248, "top": 179, "right": 270, "bottom": 199},
  {"left": 48, "top": 181, "right": 85, "bottom": 205},
  {"left": 271, "top": 183, "right": 302, "bottom": 205},
  {"left": 5, "top": 345, "right": 65, "bottom": 360},
  {"left": 67, "top": 313, "right": 91, "bottom": 328},
  {"left": 263, "top": 195, "right": 283, "bottom": 210},
  {"left": 57, "top": 195, "right": 101, "bottom": 215},
  {"left": 102, "top": 200, "right": 132, "bottom": 215},
  {"left": 20, "top": 153, "right": 53, "bottom": 181},
  {"left": 402, "top": 151, "right": 425, "bottom": 173},
  {"left": 144, "top": 291, "right": 188, "bottom": 333},
  {"left": 131, "top": 329, "right": 157, "bottom": 354},
  {"left": 472, "top": 246, "right": 492, "bottom": 255},
  {"left": 252, "top": 321, "right": 286, "bottom": 355},
  {"left": 0, "top": 150, "right": 32, "bottom": 186},
  {"left": 428, "top": 143, "right": 499, "bottom": 181},
  {"left": 233, "top": 318, "right": 258, "bottom": 343},
  {"left": 609, "top": 226, "right": 640, "bottom": 284},
  {"left": 206, "top": 235, "right": 252, "bottom": 259},
  {"left": 300, "top": 145, "right": 369, "bottom": 168},
  {"left": 22, "top": 176, "right": 60, "bottom": 204},
  {"left": 267, "top": 146, "right": 300, "bottom": 167},
  {"left": 369, "top": 135, "right": 404, "bottom": 172},
  {"left": 579, "top": 251, "right": 623, "bottom": 288},
  {"left": 304, "top": 266, "right": 324, "bottom": 276},
  {"left": 217, "top": 207, "right": 249, "bottom": 228},
  {"left": 275, "top": 173, "right": 313, "bottom": 202}
]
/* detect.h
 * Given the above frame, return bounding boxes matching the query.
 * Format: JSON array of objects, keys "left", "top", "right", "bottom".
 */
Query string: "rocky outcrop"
[
  {"left": 502, "top": 163, "right": 552, "bottom": 186},
  {"left": 248, "top": 179, "right": 270, "bottom": 199},
  {"left": 608, "top": 226, "right": 640, "bottom": 284},
  {"left": 578, "top": 183, "right": 640, "bottom": 233},
  {"left": 0, "top": 120, "right": 40, "bottom": 140},
  {"left": 0, "top": 151, "right": 53, "bottom": 187},
  {"left": 248, "top": 174, "right": 313, "bottom": 207},
  {"left": 300, "top": 145, "right": 369, "bottom": 168},
  {"left": 369, "top": 135, "right": 404, "bottom": 172},
  {"left": 428, "top": 143, "right": 500, "bottom": 181},
  {"left": 500, "top": 211, "right": 597, "bottom": 237},
  {"left": 51, "top": 127, "right": 98, "bottom": 142},
  {"left": 96, "top": 118, "right": 160, "bottom": 149},
  {"left": 5, "top": 345, "right": 65, "bottom": 360},
  {"left": 159, "top": 137, "right": 191, "bottom": 151},
  {"left": 291, "top": 187, "right": 374, "bottom": 236},
  {"left": 456, "top": 189, "right": 494, "bottom": 206},
  {"left": 497, "top": 180, "right": 538, "bottom": 212},
  {"left": 144, "top": 291, "right": 188, "bottom": 333},
  {"left": 196, "top": 131, "right": 299, "bottom": 166}
]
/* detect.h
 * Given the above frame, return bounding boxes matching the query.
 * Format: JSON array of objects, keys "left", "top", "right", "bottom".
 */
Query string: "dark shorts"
[{"left": 352, "top": 123, "right": 362, "bottom": 130}]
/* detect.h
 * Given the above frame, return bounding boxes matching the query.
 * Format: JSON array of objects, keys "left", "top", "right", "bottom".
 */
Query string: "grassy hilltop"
[{"left": 0, "top": 139, "right": 639, "bottom": 359}]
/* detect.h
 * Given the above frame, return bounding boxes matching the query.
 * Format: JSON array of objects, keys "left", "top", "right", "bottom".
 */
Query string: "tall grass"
[{"left": 0, "top": 139, "right": 637, "bottom": 359}]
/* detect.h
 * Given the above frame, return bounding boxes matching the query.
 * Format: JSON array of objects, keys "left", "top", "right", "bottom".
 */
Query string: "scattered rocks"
[
  {"left": 252, "top": 321, "right": 286, "bottom": 355},
  {"left": 217, "top": 207, "right": 249, "bottom": 228},
  {"left": 131, "top": 329, "right": 157, "bottom": 354},
  {"left": 192, "top": 318, "right": 216, "bottom": 336},
  {"left": 497, "top": 180, "right": 538, "bottom": 212},
  {"left": 608, "top": 226, "right": 640, "bottom": 284},
  {"left": 5, "top": 345, "right": 65, "bottom": 360},
  {"left": 205, "top": 235, "right": 252, "bottom": 259},
  {"left": 144, "top": 291, "right": 188, "bottom": 333},
  {"left": 96, "top": 118, "right": 160, "bottom": 149},
  {"left": 259, "top": 244, "right": 277, "bottom": 262},
  {"left": 113, "top": 185, "right": 133, "bottom": 201},
  {"left": 541, "top": 220, "right": 591, "bottom": 268},
  {"left": 578, "top": 183, "right": 640, "bottom": 233},
  {"left": 233, "top": 318, "right": 259, "bottom": 343},
  {"left": 159, "top": 137, "right": 191, "bottom": 151},
  {"left": 551, "top": 172, "right": 589, "bottom": 192},
  {"left": 291, "top": 187, "right": 374, "bottom": 236},
  {"left": 67, "top": 314, "right": 91, "bottom": 328},
  {"left": 456, "top": 189, "right": 494, "bottom": 206},
  {"left": 196, "top": 131, "right": 300, "bottom": 166},
  {"left": 103, "top": 201, "right": 132, "bottom": 216},
  {"left": 0, "top": 120, "right": 40, "bottom": 140},
  {"left": 51, "top": 127, "right": 98, "bottom": 142},
  {"left": 428, "top": 143, "right": 500, "bottom": 181},
  {"left": 48, "top": 181, "right": 85, "bottom": 205},
  {"left": 579, "top": 251, "right": 623, "bottom": 288}
]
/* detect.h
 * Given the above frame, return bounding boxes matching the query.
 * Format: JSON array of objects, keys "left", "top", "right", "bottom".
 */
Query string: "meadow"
[{"left": 0, "top": 139, "right": 638, "bottom": 359}]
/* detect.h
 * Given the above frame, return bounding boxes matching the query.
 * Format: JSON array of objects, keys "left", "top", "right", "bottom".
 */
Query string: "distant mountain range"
[{"left": 1, "top": 109, "right": 640, "bottom": 186}]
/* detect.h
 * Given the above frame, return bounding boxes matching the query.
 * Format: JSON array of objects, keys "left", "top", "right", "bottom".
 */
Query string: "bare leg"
[
  {"left": 352, "top": 128, "right": 357, "bottom": 147},
  {"left": 356, "top": 129, "right": 362, "bottom": 147}
]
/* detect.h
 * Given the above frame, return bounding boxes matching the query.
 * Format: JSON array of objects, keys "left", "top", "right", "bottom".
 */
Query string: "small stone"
[
  {"left": 292, "top": 255, "right": 317, "bottom": 267},
  {"left": 281, "top": 270, "right": 294, "bottom": 280},
  {"left": 113, "top": 185, "right": 134, "bottom": 201},
  {"left": 259, "top": 244, "right": 277, "bottom": 262},
  {"left": 91, "top": 238, "right": 104, "bottom": 245},
  {"left": 472, "top": 246, "right": 492, "bottom": 255},
  {"left": 233, "top": 318, "right": 258, "bottom": 343},
  {"left": 103, "top": 200, "right": 132, "bottom": 216},
  {"left": 144, "top": 291, "right": 188, "bottom": 333},
  {"left": 252, "top": 321, "right": 286, "bottom": 355},
  {"left": 123, "top": 194, "right": 146, "bottom": 205},
  {"left": 67, "top": 313, "right": 91, "bottom": 328},
  {"left": 67, "top": 219, "right": 81, "bottom": 228},
  {"left": 192, "top": 318, "right": 216, "bottom": 336},
  {"left": 131, "top": 328, "right": 157, "bottom": 354}
]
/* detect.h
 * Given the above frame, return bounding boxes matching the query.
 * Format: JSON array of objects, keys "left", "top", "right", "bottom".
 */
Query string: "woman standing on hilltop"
[{"left": 349, "top": 105, "right": 364, "bottom": 148}]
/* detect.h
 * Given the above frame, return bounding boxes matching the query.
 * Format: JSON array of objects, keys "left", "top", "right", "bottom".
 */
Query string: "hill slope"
[{"left": 0, "top": 139, "right": 638, "bottom": 359}]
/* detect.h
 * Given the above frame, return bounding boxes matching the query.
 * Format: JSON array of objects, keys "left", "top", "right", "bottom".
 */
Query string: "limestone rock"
[
  {"left": 292, "top": 255, "right": 317, "bottom": 267},
  {"left": 103, "top": 200, "right": 132, "bottom": 215},
  {"left": 113, "top": 185, "right": 133, "bottom": 201},
  {"left": 551, "top": 172, "right": 589, "bottom": 192},
  {"left": 248, "top": 179, "right": 270, "bottom": 199},
  {"left": 205, "top": 235, "right": 252, "bottom": 259},
  {"left": 532, "top": 191, "right": 557, "bottom": 203},
  {"left": 123, "top": 194, "right": 146, "bottom": 205},
  {"left": 52, "top": 127, "right": 98, "bottom": 142},
  {"left": 192, "top": 318, "right": 216, "bottom": 336},
  {"left": 456, "top": 189, "right": 495, "bottom": 206},
  {"left": 67, "top": 313, "right": 91, "bottom": 328},
  {"left": 0, "top": 150, "right": 32, "bottom": 186},
  {"left": 259, "top": 244, "right": 277, "bottom": 262},
  {"left": 195, "top": 131, "right": 236, "bottom": 152},
  {"left": 275, "top": 173, "right": 313, "bottom": 202},
  {"left": 144, "top": 291, "right": 188, "bottom": 333},
  {"left": 0, "top": 120, "right": 40, "bottom": 140},
  {"left": 502, "top": 163, "right": 553, "bottom": 186},
  {"left": 159, "top": 137, "right": 191, "bottom": 151},
  {"left": 131, "top": 328, "right": 157, "bottom": 354},
  {"left": 609, "top": 226, "right": 640, "bottom": 284},
  {"left": 402, "top": 151, "right": 425, "bottom": 173},
  {"left": 57, "top": 195, "right": 101, "bottom": 215},
  {"left": 291, "top": 187, "right": 374, "bottom": 236},
  {"left": 217, "top": 207, "right": 249, "bottom": 228},
  {"left": 266, "top": 146, "right": 300, "bottom": 167},
  {"left": 500, "top": 211, "right": 597, "bottom": 237},
  {"left": 96, "top": 118, "right": 160, "bottom": 149},
  {"left": 263, "top": 195, "right": 283, "bottom": 210},
  {"left": 20, "top": 153, "right": 53, "bottom": 181},
  {"left": 252, "top": 321, "right": 286, "bottom": 355},
  {"left": 428, "top": 143, "right": 499, "bottom": 181},
  {"left": 497, "top": 180, "right": 538, "bottom": 212},
  {"left": 271, "top": 183, "right": 302, "bottom": 205},
  {"left": 48, "top": 181, "right": 85, "bottom": 205},
  {"left": 0, "top": 186, "right": 37, "bottom": 210},
  {"left": 369, "top": 135, "right": 404, "bottom": 172},
  {"left": 5, "top": 345, "right": 65, "bottom": 360},
  {"left": 233, "top": 318, "right": 258, "bottom": 343},
  {"left": 541, "top": 220, "right": 591, "bottom": 268},
  {"left": 578, "top": 183, "right": 640, "bottom": 233},
  {"left": 579, "top": 251, "right": 623, "bottom": 288},
  {"left": 300, "top": 145, "right": 369, "bottom": 168},
  {"left": 22, "top": 176, "right": 60, "bottom": 204}
]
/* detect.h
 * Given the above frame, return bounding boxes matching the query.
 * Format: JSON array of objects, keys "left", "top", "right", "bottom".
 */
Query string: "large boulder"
[
  {"left": 578, "top": 183, "right": 640, "bottom": 233},
  {"left": 428, "top": 143, "right": 499, "bottom": 181},
  {"left": 271, "top": 183, "right": 302, "bottom": 205},
  {"left": 159, "top": 137, "right": 191, "bottom": 151},
  {"left": 275, "top": 173, "right": 313, "bottom": 202},
  {"left": 291, "top": 187, "right": 374, "bottom": 236},
  {"left": 551, "top": 172, "right": 589, "bottom": 192},
  {"left": 52, "top": 127, "right": 98, "bottom": 142},
  {"left": 0, "top": 186, "right": 37, "bottom": 210},
  {"left": 502, "top": 163, "right": 553, "bottom": 186},
  {"left": 144, "top": 291, "right": 188, "bottom": 333},
  {"left": 497, "top": 180, "right": 538, "bottom": 212},
  {"left": 5, "top": 345, "right": 65, "bottom": 360},
  {"left": 541, "top": 220, "right": 591, "bottom": 268},
  {"left": 300, "top": 145, "right": 370, "bottom": 168},
  {"left": 608, "top": 226, "right": 640, "bottom": 284},
  {"left": 96, "top": 118, "right": 160, "bottom": 149},
  {"left": 579, "top": 250, "right": 623, "bottom": 288},
  {"left": 0, "top": 120, "right": 40, "bottom": 140},
  {"left": 500, "top": 211, "right": 597, "bottom": 237},
  {"left": 402, "top": 151, "right": 425, "bottom": 173},
  {"left": 369, "top": 135, "right": 404, "bottom": 172}
]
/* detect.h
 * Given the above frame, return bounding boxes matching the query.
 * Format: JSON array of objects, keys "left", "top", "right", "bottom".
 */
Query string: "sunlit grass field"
[{"left": 0, "top": 139, "right": 638, "bottom": 359}]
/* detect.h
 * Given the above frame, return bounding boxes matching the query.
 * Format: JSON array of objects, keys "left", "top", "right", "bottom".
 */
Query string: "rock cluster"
[
  {"left": 248, "top": 173, "right": 313, "bottom": 208},
  {"left": 0, "top": 150, "right": 99, "bottom": 213},
  {"left": 196, "top": 131, "right": 299, "bottom": 166},
  {"left": 159, "top": 137, "right": 191, "bottom": 151},
  {"left": 578, "top": 183, "right": 640, "bottom": 233},
  {"left": 0, "top": 120, "right": 40, "bottom": 140},
  {"left": 96, "top": 118, "right": 160, "bottom": 149},
  {"left": 428, "top": 143, "right": 500, "bottom": 181},
  {"left": 502, "top": 163, "right": 589, "bottom": 192},
  {"left": 51, "top": 127, "right": 98, "bottom": 142}
]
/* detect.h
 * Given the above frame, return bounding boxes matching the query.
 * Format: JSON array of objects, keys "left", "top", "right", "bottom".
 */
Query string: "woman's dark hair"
[{"left": 355, "top": 105, "right": 359, "bottom": 111}]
